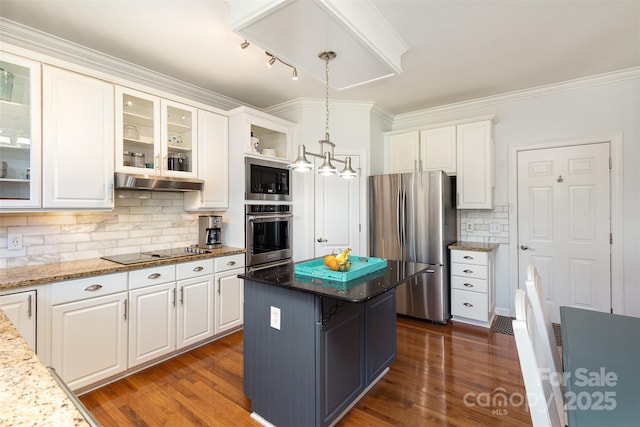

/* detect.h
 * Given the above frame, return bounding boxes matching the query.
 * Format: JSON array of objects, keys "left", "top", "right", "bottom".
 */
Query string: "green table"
[{"left": 560, "top": 306, "right": 640, "bottom": 426}]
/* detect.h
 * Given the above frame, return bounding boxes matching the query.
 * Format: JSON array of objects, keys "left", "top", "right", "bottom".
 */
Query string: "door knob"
[
  {"left": 520, "top": 245, "right": 529, "bottom": 251},
  {"left": 317, "top": 237, "right": 327, "bottom": 243}
]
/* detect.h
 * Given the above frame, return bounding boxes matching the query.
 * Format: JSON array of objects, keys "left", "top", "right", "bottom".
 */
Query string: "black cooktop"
[{"left": 101, "top": 247, "right": 209, "bottom": 265}]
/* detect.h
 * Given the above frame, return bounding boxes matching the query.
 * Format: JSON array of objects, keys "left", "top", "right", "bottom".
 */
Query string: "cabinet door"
[
  {"left": 177, "top": 275, "right": 214, "bottom": 348},
  {"left": 51, "top": 292, "right": 127, "bottom": 391},
  {"left": 420, "top": 126, "right": 456, "bottom": 174},
  {"left": 42, "top": 65, "right": 114, "bottom": 209},
  {"left": 365, "top": 290, "right": 396, "bottom": 384},
  {"left": 161, "top": 99, "right": 197, "bottom": 178},
  {"left": 128, "top": 282, "right": 176, "bottom": 367},
  {"left": 184, "top": 110, "right": 228, "bottom": 210},
  {"left": 0, "top": 51, "right": 42, "bottom": 209},
  {"left": 214, "top": 267, "right": 244, "bottom": 334},
  {"left": 0, "top": 290, "right": 36, "bottom": 350},
  {"left": 387, "top": 131, "right": 419, "bottom": 173},
  {"left": 115, "top": 86, "right": 160, "bottom": 174},
  {"left": 456, "top": 120, "right": 493, "bottom": 209}
]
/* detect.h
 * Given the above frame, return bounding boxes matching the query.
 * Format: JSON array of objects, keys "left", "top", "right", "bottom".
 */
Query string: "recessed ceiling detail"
[{"left": 227, "top": 0, "right": 409, "bottom": 90}]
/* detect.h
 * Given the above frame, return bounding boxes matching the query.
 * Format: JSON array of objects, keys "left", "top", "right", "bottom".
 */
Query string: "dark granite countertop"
[{"left": 239, "top": 258, "right": 430, "bottom": 303}]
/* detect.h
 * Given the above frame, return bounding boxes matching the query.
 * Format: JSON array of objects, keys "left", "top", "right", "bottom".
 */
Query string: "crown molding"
[
  {"left": 393, "top": 67, "right": 640, "bottom": 129},
  {"left": 0, "top": 18, "right": 245, "bottom": 111}
]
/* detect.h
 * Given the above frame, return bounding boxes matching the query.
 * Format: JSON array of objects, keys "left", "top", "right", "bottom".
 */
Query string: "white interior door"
[
  {"left": 517, "top": 143, "right": 611, "bottom": 322},
  {"left": 314, "top": 155, "right": 361, "bottom": 257}
]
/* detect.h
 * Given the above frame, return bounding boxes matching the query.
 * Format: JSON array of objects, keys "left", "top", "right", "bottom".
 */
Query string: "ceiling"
[{"left": 0, "top": 0, "right": 638, "bottom": 115}]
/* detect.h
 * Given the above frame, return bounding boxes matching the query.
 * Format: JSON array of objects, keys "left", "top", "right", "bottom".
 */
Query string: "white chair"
[
  {"left": 513, "top": 289, "right": 564, "bottom": 427},
  {"left": 525, "top": 264, "right": 566, "bottom": 425}
]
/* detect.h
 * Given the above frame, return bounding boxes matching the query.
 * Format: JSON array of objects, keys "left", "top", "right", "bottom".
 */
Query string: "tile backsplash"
[
  {"left": 0, "top": 191, "right": 214, "bottom": 269},
  {"left": 459, "top": 204, "right": 509, "bottom": 244}
]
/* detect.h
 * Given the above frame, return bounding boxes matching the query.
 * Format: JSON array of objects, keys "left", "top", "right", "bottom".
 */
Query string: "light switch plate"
[{"left": 270, "top": 306, "right": 281, "bottom": 330}]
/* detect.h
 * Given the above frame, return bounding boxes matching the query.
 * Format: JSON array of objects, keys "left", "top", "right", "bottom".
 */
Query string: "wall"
[
  {"left": 0, "top": 191, "right": 203, "bottom": 269},
  {"left": 387, "top": 71, "right": 640, "bottom": 317}
]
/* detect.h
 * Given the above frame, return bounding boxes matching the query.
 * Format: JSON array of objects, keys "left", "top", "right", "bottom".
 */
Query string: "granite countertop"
[
  {"left": 0, "top": 246, "right": 246, "bottom": 291},
  {"left": 0, "top": 310, "right": 90, "bottom": 426},
  {"left": 448, "top": 241, "right": 498, "bottom": 252},
  {"left": 240, "top": 258, "right": 429, "bottom": 302}
]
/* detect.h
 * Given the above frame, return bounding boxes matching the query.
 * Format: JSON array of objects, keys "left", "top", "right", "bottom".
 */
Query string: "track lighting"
[
  {"left": 292, "top": 68, "right": 298, "bottom": 80},
  {"left": 288, "top": 51, "right": 357, "bottom": 179},
  {"left": 239, "top": 40, "right": 250, "bottom": 50}
]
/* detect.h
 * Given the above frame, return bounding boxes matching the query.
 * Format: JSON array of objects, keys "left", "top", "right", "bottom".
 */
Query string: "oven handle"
[{"left": 247, "top": 214, "right": 293, "bottom": 221}]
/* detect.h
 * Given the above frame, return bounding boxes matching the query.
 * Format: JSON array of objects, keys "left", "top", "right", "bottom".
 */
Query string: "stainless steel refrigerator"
[{"left": 369, "top": 171, "right": 456, "bottom": 323}]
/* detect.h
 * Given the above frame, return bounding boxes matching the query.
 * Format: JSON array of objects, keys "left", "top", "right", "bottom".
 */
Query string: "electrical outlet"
[
  {"left": 7, "top": 233, "right": 22, "bottom": 250},
  {"left": 489, "top": 223, "right": 501, "bottom": 233},
  {"left": 465, "top": 222, "right": 474, "bottom": 232},
  {"left": 270, "top": 306, "right": 281, "bottom": 330}
]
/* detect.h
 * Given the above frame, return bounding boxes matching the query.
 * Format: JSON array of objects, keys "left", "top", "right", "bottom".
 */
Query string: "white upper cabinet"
[
  {"left": 184, "top": 109, "right": 229, "bottom": 210},
  {"left": 385, "top": 118, "right": 495, "bottom": 209},
  {"left": 420, "top": 126, "right": 456, "bottom": 174},
  {"left": 456, "top": 120, "right": 494, "bottom": 209},
  {"left": 0, "top": 51, "right": 42, "bottom": 209},
  {"left": 115, "top": 86, "right": 198, "bottom": 178},
  {"left": 386, "top": 131, "right": 420, "bottom": 173},
  {"left": 42, "top": 65, "right": 114, "bottom": 209}
]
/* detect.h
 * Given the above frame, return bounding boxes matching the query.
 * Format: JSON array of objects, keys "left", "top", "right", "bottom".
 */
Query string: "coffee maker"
[{"left": 199, "top": 215, "right": 222, "bottom": 248}]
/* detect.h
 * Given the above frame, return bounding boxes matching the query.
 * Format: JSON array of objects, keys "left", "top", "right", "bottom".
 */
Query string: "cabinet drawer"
[
  {"left": 451, "top": 250, "right": 488, "bottom": 266},
  {"left": 451, "top": 263, "right": 487, "bottom": 279},
  {"left": 129, "top": 265, "right": 176, "bottom": 290},
  {"left": 451, "top": 289, "right": 488, "bottom": 322},
  {"left": 451, "top": 276, "right": 488, "bottom": 294},
  {"left": 215, "top": 254, "right": 245, "bottom": 272},
  {"left": 176, "top": 258, "right": 214, "bottom": 280},
  {"left": 51, "top": 273, "right": 128, "bottom": 305}
]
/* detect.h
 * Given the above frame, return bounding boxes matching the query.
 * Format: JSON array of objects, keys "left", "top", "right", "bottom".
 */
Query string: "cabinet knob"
[
  {"left": 463, "top": 255, "right": 473, "bottom": 260},
  {"left": 148, "top": 273, "right": 161, "bottom": 280},
  {"left": 463, "top": 302, "right": 474, "bottom": 307},
  {"left": 463, "top": 269, "right": 473, "bottom": 274},
  {"left": 85, "top": 284, "right": 103, "bottom": 292},
  {"left": 193, "top": 266, "right": 204, "bottom": 272},
  {"left": 520, "top": 245, "right": 530, "bottom": 251},
  {"left": 227, "top": 260, "right": 236, "bottom": 266},
  {"left": 463, "top": 283, "right": 474, "bottom": 288},
  {"left": 317, "top": 237, "right": 327, "bottom": 243}
]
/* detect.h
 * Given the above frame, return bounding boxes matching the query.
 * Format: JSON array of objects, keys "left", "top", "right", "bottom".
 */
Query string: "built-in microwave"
[{"left": 245, "top": 157, "right": 291, "bottom": 201}]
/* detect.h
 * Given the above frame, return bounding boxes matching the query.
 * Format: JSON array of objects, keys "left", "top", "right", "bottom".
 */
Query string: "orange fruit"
[
  {"left": 324, "top": 255, "right": 336, "bottom": 267},
  {"left": 327, "top": 258, "right": 340, "bottom": 271}
]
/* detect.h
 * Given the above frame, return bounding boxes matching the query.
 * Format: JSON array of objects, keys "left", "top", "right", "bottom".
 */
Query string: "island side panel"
[{"left": 243, "top": 280, "right": 318, "bottom": 427}]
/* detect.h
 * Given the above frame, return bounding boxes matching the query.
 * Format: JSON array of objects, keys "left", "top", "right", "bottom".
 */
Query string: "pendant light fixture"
[{"left": 288, "top": 51, "right": 358, "bottom": 179}]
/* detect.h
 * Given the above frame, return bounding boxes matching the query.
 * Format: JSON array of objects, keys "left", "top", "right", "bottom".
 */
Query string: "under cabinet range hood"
[{"left": 114, "top": 172, "right": 204, "bottom": 192}]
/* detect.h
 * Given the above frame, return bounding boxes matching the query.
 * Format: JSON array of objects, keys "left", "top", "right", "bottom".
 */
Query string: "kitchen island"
[{"left": 239, "top": 259, "right": 429, "bottom": 427}]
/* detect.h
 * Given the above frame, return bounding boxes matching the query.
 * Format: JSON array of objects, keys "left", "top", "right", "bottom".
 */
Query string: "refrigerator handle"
[{"left": 396, "top": 184, "right": 403, "bottom": 249}]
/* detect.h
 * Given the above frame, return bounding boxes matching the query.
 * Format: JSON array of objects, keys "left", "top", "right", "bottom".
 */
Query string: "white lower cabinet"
[
  {"left": 128, "top": 281, "right": 176, "bottom": 367},
  {"left": 450, "top": 248, "right": 495, "bottom": 327},
  {"left": 128, "top": 260, "right": 215, "bottom": 368},
  {"left": 214, "top": 254, "right": 245, "bottom": 334},
  {"left": 50, "top": 273, "right": 128, "bottom": 390},
  {"left": 47, "top": 255, "right": 237, "bottom": 391},
  {"left": 0, "top": 290, "right": 36, "bottom": 350},
  {"left": 176, "top": 259, "right": 215, "bottom": 348}
]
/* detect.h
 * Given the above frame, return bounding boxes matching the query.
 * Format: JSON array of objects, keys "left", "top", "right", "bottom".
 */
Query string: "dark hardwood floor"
[{"left": 80, "top": 317, "right": 532, "bottom": 426}]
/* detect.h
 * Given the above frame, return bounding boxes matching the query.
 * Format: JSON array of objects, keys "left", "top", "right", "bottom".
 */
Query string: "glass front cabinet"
[
  {"left": 0, "top": 51, "right": 41, "bottom": 208},
  {"left": 115, "top": 86, "right": 197, "bottom": 178}
]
